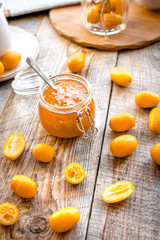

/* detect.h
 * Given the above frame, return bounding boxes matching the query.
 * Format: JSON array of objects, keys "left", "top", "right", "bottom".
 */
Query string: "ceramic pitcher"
[{"left": 0, "top": 2, "right": 12, "bottom": 57}]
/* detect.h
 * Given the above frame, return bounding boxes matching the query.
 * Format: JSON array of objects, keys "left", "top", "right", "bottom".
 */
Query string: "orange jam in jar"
[{"left": 39, "top": 74, "right": 97, "bottom": 138}]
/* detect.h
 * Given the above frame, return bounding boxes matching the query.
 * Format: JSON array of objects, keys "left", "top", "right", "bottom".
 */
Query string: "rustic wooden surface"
[
  {"left": 49, "top": 1, "right": 160, "bottom": 51},
  {"left": 0, "top": 9, "right": 160, "bottom": 240}
]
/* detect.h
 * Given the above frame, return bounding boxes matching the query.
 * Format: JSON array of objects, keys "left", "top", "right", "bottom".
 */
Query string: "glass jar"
[
  {"left": 39, "top": 73, "right": 98, "bottom": 138},
  {"left": 81, "top": 0, "right": 129, "bottom": 35}
]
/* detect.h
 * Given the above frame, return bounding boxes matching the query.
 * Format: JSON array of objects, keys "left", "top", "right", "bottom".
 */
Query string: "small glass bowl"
[{"left": 11, "top": 69, "right": 44, "bottom": 95}]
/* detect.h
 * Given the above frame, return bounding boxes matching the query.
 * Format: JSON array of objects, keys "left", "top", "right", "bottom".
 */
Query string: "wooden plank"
[
  {"left": 87, "top": 42, "right": 160, "bottom": 240},
  {"left": 0, "top": 80, "right": 12, "bottom": 117},
  {"left": 8, "top": 12, "right": 46, "bottom": 34},
  {"left": 0, "top": 15, "right": 118, "bottom": 239}
]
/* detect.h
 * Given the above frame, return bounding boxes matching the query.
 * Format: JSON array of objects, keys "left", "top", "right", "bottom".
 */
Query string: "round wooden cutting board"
[{"left": 49, "top": 1, "right": 160, "bottom": 51}]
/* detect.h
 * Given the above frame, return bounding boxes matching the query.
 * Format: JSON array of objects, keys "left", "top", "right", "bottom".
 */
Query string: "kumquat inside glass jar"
[
  {"left": 39, "top": 74, "right": 98, "bottom": 139},
  {"left": 81, "top": 0, "right": 129, "bottom": 35}
]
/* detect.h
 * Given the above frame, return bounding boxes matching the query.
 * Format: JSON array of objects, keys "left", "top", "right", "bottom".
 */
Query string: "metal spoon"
[{"left": 26, "top": 57, "right": 57, "bottom": 92}]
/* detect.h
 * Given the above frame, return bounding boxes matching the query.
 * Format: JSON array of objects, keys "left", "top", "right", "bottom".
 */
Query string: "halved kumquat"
[
  {"left": 3, "top": 134, "right": 26, "bottom": 160},
  {"left": 65, "top": 163, "right": 85, "bottom": 185},
  {"left": 0, "top": 203, "right": 19, "bottom": 225},
  {"left": 102, "top": 181, "right": 134, "bottom": 203}
]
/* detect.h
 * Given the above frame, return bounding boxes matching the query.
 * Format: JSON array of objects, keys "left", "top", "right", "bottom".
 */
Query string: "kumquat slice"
[
  {"left": 3, "top": 134, "right": 26, "bottom": 160},
  {"left": 65, "top": 163, "right": 85, "bottom": 185},
  {"left": 0, "top": 203, "right": 19, "bottom": 225},
  {"left": 102, "top": 181, "right": 134, "bottom": 203}
]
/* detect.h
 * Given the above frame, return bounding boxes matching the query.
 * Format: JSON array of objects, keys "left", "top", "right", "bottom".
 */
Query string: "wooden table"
[{"left": 0, "top": 10, "right": 160, "bottom": 240}]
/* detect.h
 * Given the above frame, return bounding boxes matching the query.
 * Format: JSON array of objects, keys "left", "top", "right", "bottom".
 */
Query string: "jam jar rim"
[{"left": 39, "top": 73, "right": 93, "bottom": 114}]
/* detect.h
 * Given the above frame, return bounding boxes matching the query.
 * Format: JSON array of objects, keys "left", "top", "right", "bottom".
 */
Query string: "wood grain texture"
[
  {"left": 87, "top": 42, "right": 160, "bottom": 240},
  {"left": 8, "top": 12, "right": 46, "bottom": 35},
  {"left": 49, "top": 1, "right": 160, "bottom": 51},
  {"left": 0, "top": 15, "right": 118, "bottom": 239},
  {"left": 1, "top": 9, "right": 160, "bottom": 240}
]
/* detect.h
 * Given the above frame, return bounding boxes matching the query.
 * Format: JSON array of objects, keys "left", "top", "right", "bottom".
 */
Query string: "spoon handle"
[{"left": 26, "top": 57, "right": 57, "bottom": 92}]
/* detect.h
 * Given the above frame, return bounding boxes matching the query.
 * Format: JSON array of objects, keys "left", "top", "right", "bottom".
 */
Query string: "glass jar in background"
[
  {"left": 39, "top": 74, "right": 98, "bottom": 139},
  {"left": 81, "top": 0, "right": 129, "bottom": 35}
]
